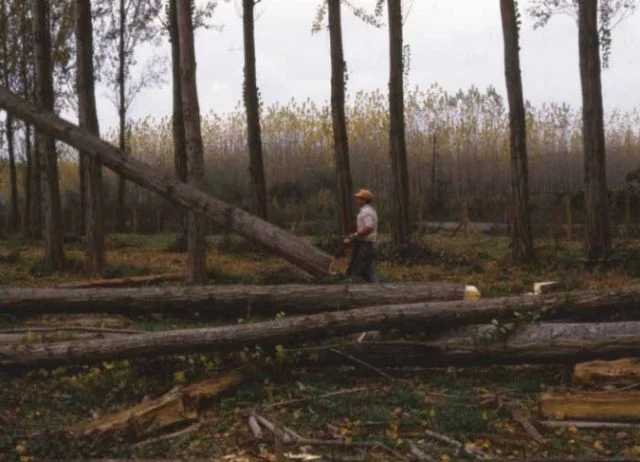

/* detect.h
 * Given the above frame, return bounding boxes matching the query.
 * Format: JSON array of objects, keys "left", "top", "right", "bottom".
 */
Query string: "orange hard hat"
[{"left": 354, "top": 188, "right": 373, "bottom": 201}]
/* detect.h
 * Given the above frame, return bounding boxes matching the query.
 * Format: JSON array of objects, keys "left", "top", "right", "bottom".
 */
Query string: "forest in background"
[{"left": 2, "top": 83, "right": 639, "bottom": 235}]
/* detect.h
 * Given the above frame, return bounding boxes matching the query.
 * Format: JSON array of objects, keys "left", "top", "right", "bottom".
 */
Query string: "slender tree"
[
  {"left": 76, "top": 0, "right": 105, "bottom": 275},
  {"left": 327, "top": 0, "right": 355, "bottom": 235},
  {"left": 95, "top": 0, "right": 165, "bottom": 233},
  {"left": 177, "top": 0, "right": 207, "bottom": 284},
  {"left": 312, "top": 1, "right": 382, "bottom": 236},
  {"left": 499, "top": 0, "right": 534, "bottom": 262},
  {"left": 242, "top": 0, "right": 268, "bottom": 220},
  {"left": 387, "top": 0, "right": 411, "bottom": 245},
  {"left": 168, "top": 0, "right": 187, "bottom": 241},
  {"left": 579, "top": 0, "right": 610, "bottom": 260},
  {"left": 32, "top": 0, "right": 64, "bottom": 270},
  {"left": 0, "top": 0, "right": 19, "bottom": 232}
]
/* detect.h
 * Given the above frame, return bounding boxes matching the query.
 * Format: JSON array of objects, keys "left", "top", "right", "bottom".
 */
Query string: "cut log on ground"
[
  {"left": 0, "top": 282, "right": 466, "bottom": 317},
  {"left": 573, "top": 358, "right": 640, "bottom": 386},
  {"left": 20, "top": 314, "right": 133, "bottom": 328},
  {"left": 66, "top": 369, "right": 244, "bottom": 438},
  {"left": 290, "top": 322, "right": 640, "bottom": 368},
  {"left": 55, "top": 272, "right": 185, "bottom": 288},
  {"left": 539, "top": 391, "right": 640, "bottom": 421},
  {"left": 0, "top": 331, "right": 130, "bottom": 345},
  {"left": 5, "top": 285, "right": 640, "bottom": 368},
  {"left": 0, "top": 86, "right": 333, "bottom": 277}
]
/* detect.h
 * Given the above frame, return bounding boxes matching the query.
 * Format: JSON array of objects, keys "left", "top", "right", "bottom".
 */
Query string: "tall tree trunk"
[
  {"left": 387, "top": 0, "right": 410, "bottom": 245},
  {"left": 116, "top": 0, "right": 127, "bottom": 233},
  {"left": 78, "top": 147, "right": 86, "bottom": 234},
  {"left": 242, "top": 0, "right": 268, "bottom": 221},
  {"left": 29, "top": 121, "right": 42, "bottom": 238},
  {"left": 169, "top": 0, "right": 187, "bottom": 246},
  {"left": 20, "top": 11, "right": 38, "bottom": 237},
  {"left": 76, "top": 0, "right": 105, "bottom": 276},
  {"left": 328, "top": 0, "right": 354, "bottom": 236},
  {"left": 0, "top": 0, "right": 18, "bottom": 233},
  {"left": 23, "top": 123, "right": 32, "bottom": 234},
  {"left": 177, "top": 0, "right": 207, "bottom": 284},
  {"left": 500, "top": 0, "right": 534, "bottom": 262},
  {"left": 6, "top": 116, "right": 18, "bottom": 232},
  {"left": 32, "top": 0, "right": 64, "bottom": 271},
  {"left": 578, "top": 0, "right": 611, "bottom": 261}
]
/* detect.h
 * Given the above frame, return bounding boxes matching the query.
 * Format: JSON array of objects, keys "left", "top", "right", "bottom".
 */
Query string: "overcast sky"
[{"left": 93, "top": 0, "right": 640, "bottom": 133}]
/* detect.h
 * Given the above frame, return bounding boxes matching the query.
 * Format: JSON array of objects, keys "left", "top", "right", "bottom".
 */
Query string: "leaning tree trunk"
[
  {"left": 169, "top": 0, "right": 187, "bottom": 247},
  {"left": 115, "top": 0, "right": 127, "bottom": 233},
  {"left": 500, "top": 0, "right": 534, "bottom": 262},
  {"left": 0, "top": 281, "right": 466, "bottom": 317},
  {"left": 387, "top": 0, "right": 411, "bottom": 245},
  {"left": 0, "top": 87, "right": 334, "bottom": 276},
  {"left": 32, "top": 0, "right": 64, "bottom": 271},
  {"left": 328, "top": 0, "right": 355, "bottom": 236},
  {"left": 579, "top": 0, "right": 611, "bottom": 262},
  {"left": 75, "top": 0, "right": 105, "bottom": 276},
  {"left": 177, "top": 0, "right": 207, "bottom": 284},
  {"left": 6, "top": 285, "right": 640, "bottom": 367},
  {"left": 242, "top": 0, "right": 268, "bottom": 221}
]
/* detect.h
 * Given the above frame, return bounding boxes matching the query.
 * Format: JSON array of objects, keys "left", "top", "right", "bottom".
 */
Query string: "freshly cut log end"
[
  {"left": 539, "top": 391, "right": 640, "bottom": 422},
  {"left": 573, "top": 358, "right": 640, "bottom": 386}
]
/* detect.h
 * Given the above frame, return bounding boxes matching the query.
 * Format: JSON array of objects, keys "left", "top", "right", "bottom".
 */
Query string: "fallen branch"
[
  {"left": 251, "top": 412, "right": 407, "bottom": 460},
  {"left": 423, "top": 428, "right": 485, "bottom": 459},
  {"left": 328, "top": 348, "right": 394, "bottom": 381},
  {"left": 0, "top": 282, "right": 466, "bottom": 317},
  {"left": 260, "top": 387, "right": 367, "bottom": 410},
  {"left": 132, "top": 420, "right": 205, "bottom": 448},
  {"left": 6, "top": 284, "right": 640, "bottom": 368}
]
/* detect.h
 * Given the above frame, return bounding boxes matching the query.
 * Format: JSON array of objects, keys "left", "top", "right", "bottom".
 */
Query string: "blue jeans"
[{"left": 346, "top": 240, "right": 380, "bottom": 283}]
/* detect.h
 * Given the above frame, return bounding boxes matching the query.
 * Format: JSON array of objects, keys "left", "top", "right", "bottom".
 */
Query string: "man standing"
[{"left": 345, "top": 188, "right": 380, "bottom": 283}]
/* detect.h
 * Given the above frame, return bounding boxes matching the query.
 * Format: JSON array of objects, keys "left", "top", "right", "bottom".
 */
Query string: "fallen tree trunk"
[
  {"left": 539, "top": 391, "right": 640, "bottom": 421},
  {"left": 0, "top": 331, "right": 130, "bottom": 345},
  {"left": 286, "top": 322, "right": 640, "bottom": 368},
  {"left": 0, "top": 282, "right": 465, "bottom": 316},
  {"left": 0, "top": 86, "right": 333, "bottom": 277},
  {"left": 55, "top": 272, "right": 185, "bottom": 288},
  {"left": 4, "top": 286, "right": 640, "bottom": 368}
]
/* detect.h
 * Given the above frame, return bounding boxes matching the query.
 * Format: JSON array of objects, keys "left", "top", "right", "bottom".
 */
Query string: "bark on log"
[
  {"left": 539, "top": 391, "right": 640, "bottom": 421},
  {"left": 573, "top": 358, "right": 640, "bottom": 386},
  {"left": 290, "top": 322, "right": 640, "bottom": 368},
  {"left": 4, "top": 286, "right": 640, "bottom": 368},
  {"left": 0, "top": 282, "right": 465, "bottom": 317},
  {"left": 55, "top": 272, "right": 184, "bottom": 289},
  {"left": 0, "top": 86, "right": 333, "bottom": 277}
]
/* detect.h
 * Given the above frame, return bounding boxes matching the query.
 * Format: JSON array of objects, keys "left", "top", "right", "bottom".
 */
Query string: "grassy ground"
[{"left": 2, "top": 231, "right": 640, "bottom": 461}]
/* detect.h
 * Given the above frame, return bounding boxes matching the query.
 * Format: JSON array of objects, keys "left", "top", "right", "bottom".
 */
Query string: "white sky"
[{"left": 93, "top": 0, "right": 640, "bottom": 133}]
